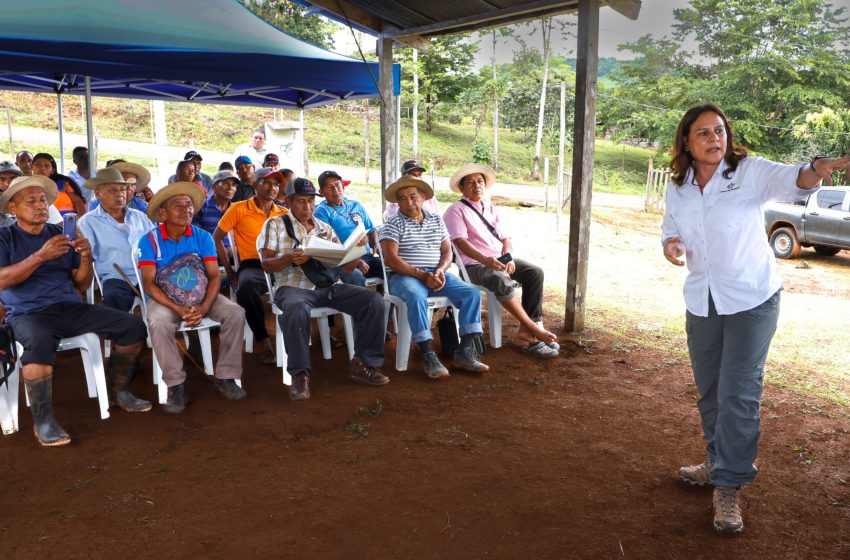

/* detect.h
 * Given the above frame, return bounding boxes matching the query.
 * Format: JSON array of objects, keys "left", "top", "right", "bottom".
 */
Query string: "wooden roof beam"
[{"left": 603, "top": 0, "right": 641, "bottom": 20}]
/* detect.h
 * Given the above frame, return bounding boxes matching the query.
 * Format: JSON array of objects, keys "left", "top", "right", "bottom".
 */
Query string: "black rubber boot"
[
  {"left": 24, "top": 377, "right": 71, "bottom": 447},
  {"left": 107, "top": 353, "right": 152, "bottom": 413},
  {"left": 161, "top": 382, "right": 187, "bottom": 414}
]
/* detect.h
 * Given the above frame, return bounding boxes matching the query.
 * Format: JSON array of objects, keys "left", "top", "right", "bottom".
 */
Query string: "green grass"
[{"left": 0, "top": 91, "right": 654, "bottom": 194}]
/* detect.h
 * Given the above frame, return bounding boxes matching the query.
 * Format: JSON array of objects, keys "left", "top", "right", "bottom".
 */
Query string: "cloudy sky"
[{"left": 473, "top": 0, "right": 684, "bottom": 65}]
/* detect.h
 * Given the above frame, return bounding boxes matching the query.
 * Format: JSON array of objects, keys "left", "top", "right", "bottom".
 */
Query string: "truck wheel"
[
  {"left": 769, "top": 227, "right": 801, "bottom": 259},
  {"left": 813, "top": 245, "right": 841, "bottom": 256}
]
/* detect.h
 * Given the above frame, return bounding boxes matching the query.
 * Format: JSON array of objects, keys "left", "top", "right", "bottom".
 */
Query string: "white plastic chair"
[
  {"left": 262, "top": 272, "right": 354, "bottom": 386},
  {"left": 1, "top": 333, "right": 109, "bottom": 435},
  {"left": 87, "top": 269, "right": 150, "bottom": 357},
  {"left": 451, "top": 242, "right": 518, "bottom": 349},
  {"left": 131, "top": 241, "right": 223, "bottom": 405},
  {"left": 227, "top": 230, "right": 254, "bottom": 353},
  {"left": 376, "top": 239, "right": 458, "bottom": 372}
]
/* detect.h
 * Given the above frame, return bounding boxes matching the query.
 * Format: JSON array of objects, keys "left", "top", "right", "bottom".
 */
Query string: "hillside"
[{"left": 0, "top": 91, "right": 653, "bottom": 193}]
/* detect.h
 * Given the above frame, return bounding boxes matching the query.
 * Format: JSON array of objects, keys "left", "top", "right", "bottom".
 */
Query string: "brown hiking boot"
[
  {"left": 348, "top": 357, "right": 389, "bottom": 386},
  {"left": 713, "top": 486, "right": 744, "bottom": 534},
  {"left": 679, "top": 459, "right": 714, "bottom": 486},
  {"left": 290, "top": 372, "right": 310, "bottom": 401}
]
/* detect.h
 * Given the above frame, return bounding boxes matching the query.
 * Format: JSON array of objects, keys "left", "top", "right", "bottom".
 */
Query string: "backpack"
[{"left": 146, "top": 231, "right": 209, "bottom": 307}]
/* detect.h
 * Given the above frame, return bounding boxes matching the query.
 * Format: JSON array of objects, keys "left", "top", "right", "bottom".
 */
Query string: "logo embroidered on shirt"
[{"left": 719, "top": 182, "right": 739, "bottom": 193}]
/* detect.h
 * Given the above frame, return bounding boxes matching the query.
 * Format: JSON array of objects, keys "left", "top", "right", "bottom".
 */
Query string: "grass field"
[{"left": 0, "top": 91, "right": 654, "bottom": 194}]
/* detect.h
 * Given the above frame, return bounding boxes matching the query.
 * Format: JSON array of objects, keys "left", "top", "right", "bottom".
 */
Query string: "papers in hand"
[
  {"left": 302, "top": 222, "right": 368, "bottom": 268},
  {"left": 179, "top": 317, "right": 220, "bottom": 331}
]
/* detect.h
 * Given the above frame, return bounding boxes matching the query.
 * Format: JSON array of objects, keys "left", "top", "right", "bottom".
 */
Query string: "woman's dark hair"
[
  {"left": 670, "top": 104, "right": 748, "bottom": 186},
  {"left": 33, "top": 152, "right": 84, "bottom": 198},
  {"left": 219, "top": 161, "right": 234, "bottom": 171}
]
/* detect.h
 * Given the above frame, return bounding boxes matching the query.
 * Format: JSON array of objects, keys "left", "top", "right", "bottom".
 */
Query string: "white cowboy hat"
[{"left": 449, "top": 163, "right": 496, "bottom": 193}]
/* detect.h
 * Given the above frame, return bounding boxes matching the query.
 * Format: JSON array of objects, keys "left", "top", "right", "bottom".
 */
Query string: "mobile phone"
[
  {"left": 497, "top": 252, "right": 513, "bottom": 264},
  {"left": 62, "top": 213, "right": 77, "bottom": 240}
]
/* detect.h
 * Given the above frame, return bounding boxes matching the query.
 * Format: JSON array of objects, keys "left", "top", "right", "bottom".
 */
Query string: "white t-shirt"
[
  {"left": 661, "top": 157, "right": 814, "bottom": 317},
  {"left": 233, "top": 144, "right": 270, "bottom": 169}
]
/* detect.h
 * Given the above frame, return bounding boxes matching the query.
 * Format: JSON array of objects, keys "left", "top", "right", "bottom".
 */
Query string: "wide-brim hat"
[
  {"left": 146, "top": 181, "right": 206, "bottom": 222},
  {"left": 84, "top": 167, "right": 133, "bottom": 191},
  {"left": 384, "top": 176, "right": 434, "bottom": 203},
  {"left": 449, "top": 163, "right": 496, "bottom": 193},
  {"left": 0, "top": 175, "right": 58, "bottom": 214},
  {"left": 109, "top": 161, "right": 151, "bottom": 188}
]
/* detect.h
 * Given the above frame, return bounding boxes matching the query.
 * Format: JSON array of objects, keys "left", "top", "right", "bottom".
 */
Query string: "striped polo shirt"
[{"left": 379, "top": 210, "right": 448, "bottom": 269}]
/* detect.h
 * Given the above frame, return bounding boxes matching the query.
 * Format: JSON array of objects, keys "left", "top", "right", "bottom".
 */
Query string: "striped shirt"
[
  {"left": 379, "top": 210, "right": 448, "bottom": 269},
  {"left": 257, "top": 214, "right": 338, "bottom": 291},
  {"left": 193, "top": 194, "right": 231, "bottom": 247}
]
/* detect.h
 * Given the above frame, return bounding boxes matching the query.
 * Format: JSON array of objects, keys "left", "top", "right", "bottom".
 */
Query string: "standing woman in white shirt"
[{"left": 661, "top": 104, "right": 850, "bottom": 535}]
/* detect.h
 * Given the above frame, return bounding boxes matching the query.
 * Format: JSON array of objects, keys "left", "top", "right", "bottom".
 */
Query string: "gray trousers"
[
  {"left": 147, "top": 294, "right": 246, "bottom": 387},
  {"left": 466, "top": 258, "right": 544, "bottom": 322},
  {"left": 685, "top": 290, "right": 780, "bottom": 487},
  {"left": 273, "top": 283, "right": 385, "bottom": 375}
]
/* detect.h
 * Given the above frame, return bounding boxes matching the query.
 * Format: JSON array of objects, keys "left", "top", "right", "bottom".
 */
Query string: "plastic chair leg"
[
  {"left": 317, "top": 315, "right": 332, "bottom": 360},
  {"left": 152, "top": 351, "right": 168, "bottom": 404},
  {"left": 104, "top": 339, "right": 112, "bottom": 358},
  {"left": 77, "top": 333, "right": 110, "bottom": 420},
  {"left": 394, "top": 301, "right": 412, "bottom": 372},
  {"left": 342, "top": 313, "right": 355, "bottom": 361},
  {"left": 486, "top": 292, "right": 503, "bottom": 348},
  {"left": 275, "top": 319, "right": 284, "bottom": 367},
  {"left": 197, "top": 329, "right": 215, "bottom": 377},
  {"left": 244, "top": 322, "right": 254, "bottom": 353},
  {"left": 0, "top": 365, "right": 17, "bottom": 434}
]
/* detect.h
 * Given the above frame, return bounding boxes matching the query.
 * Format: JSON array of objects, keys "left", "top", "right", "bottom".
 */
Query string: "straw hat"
[
  {"left": 146, "top": 182, "right": 206, "bottom": 222},
  {"left": 84, "top": 167, "right": 133, "bottom": 192},
  {"left": 0, "top": 175, "right": 58, "bottom": 214},
  {"left": 384, "top": 176, "right": 434, "bottom": 203},
  {"left": 109, "top": 161, "right": 151, "bottom": 188},
  {"left": 448, "top": 163, "right": 496, "bottom": 193}
]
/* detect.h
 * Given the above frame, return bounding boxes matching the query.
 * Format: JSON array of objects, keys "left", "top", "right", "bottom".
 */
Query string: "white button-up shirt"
[
  {"left": 661, "top": 157, "right": 815, "bottom": 317},
  {"left": 78, "top": 205, "right": 155, "bottom": 284}
]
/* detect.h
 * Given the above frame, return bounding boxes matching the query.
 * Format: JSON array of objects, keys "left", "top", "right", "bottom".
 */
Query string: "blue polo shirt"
[
  {"left": 192, "top": 194, "right": 230, "bottom": 247},
  {"left": 314, "top": 197, "right": 375, "bottom": 250},
  {"left": 137, "top": 223, "right": 217, "bottom": 271},
  {"left": 0, "top": 223, "right": 82, "bottom": 320}
]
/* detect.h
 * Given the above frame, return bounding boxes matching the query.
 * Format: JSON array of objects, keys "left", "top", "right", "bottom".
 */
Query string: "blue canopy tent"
[{"left": 0, "top": 0, "right": 399, "bottom": 170}]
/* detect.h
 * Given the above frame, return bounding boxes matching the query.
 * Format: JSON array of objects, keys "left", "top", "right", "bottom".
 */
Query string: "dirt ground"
[{"left": 3, "top": 305, "right": 850, "bottom": 559}]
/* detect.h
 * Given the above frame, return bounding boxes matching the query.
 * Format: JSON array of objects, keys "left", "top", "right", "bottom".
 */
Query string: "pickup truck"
[{"left": 764, "top": 186, "right": 850, "bottom": 259}]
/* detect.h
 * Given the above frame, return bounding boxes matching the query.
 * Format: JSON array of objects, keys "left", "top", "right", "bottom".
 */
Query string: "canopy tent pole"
[
  {"left": 300, "top": 108, "right": 307, "bottom": 178},
  {"left": 564, "top": 0, "right": 600, "bottom": 332},
  {"left": 377, "top": 37, "right": 396, "bottom": 214},
  {"left": 84, "top": 76, "right": 95, "bottom": 174},
  {"left": 395, "top": 93, "right": 401, "bottom": 178},
  {"left": 56, "top": 94, "right": 65, "bottom": 174}
]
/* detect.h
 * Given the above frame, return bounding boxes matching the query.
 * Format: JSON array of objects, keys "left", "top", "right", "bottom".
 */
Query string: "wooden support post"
[
  {"left": 378, "top": 37, "right": 396, "bottom": 214},
  {"left": 565, "top": 0, "right": 599, "bottom": 333}
]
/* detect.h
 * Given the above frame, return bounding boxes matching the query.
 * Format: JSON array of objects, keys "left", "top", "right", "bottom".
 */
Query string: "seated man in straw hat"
[
  {"left": 88, "top": 159, "right": 149, "bottom": 213},
  {"left": 258, "top": 178, "right": 389, "bottom": 401},
  {"left": 379, "top": 176, "right": 490, "bottom": 379},
  {"left": 0, "top": 175, "right": 151, "bottom": 447},
  {"left": 78, "top": 167, "right": 155, "bottom": 312},
  {"left": 138, "top": 182, "right": 247, "bottom": 413},
  {"left": 383, "top": 159, "right": 440, "bottom": 221},
  {"left": 443, "top": 163, "right": 559, "bottom": 358}
]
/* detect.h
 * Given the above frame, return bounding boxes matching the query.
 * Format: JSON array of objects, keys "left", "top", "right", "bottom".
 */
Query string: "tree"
[
  {"left": 601, "top": 0, "right": 850, "bottom": 160},
  {"left": 396, "top": 35, "right": 478, "bottom": 132},
  {"left": 240, "top": 1, "right": 338, "bottom": 49}
]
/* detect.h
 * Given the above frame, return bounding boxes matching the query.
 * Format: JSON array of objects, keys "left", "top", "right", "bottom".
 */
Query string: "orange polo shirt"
[{"left": 217, "top": 197, "right": 287, "bottom": 261}]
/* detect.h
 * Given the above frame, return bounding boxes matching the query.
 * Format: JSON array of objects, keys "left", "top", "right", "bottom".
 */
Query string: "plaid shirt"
[{"left": 257, "top": 214, "right": 338, "bottom": 292}]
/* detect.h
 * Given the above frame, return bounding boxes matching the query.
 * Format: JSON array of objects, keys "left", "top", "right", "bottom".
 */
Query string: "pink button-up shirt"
[{"left": 443, "top": 196, "right": 507, "bottom": 266}]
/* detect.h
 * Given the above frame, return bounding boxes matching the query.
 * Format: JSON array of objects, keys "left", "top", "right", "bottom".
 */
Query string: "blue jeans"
[
  {"left": 388, "top": 270, "right": 482, "bottom": 343},
  {"left": 686, "top": 290, "right": 780, "bottom": 488}
]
